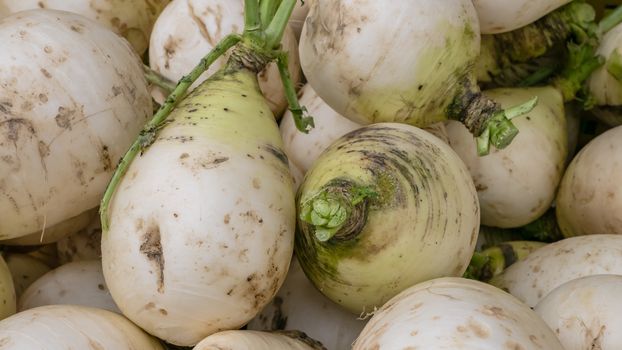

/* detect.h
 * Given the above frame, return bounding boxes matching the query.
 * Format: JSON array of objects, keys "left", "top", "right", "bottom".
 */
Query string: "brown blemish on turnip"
[
  {"left": 163, "top": 37, "right": 179, "bottom": 70},
  {"left": 100, "top": 145, "right": 112, "bottom": 171},
  {"left": 54, "top": 106, "right": 74, "bottom": 129},
  {"left": 139, "top": 223, "right": 165, "bottom": 293}
]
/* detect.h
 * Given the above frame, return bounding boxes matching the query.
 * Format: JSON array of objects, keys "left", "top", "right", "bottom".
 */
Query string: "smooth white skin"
[
  {"left": 535, "top": 274, "right": 622, "bottom": 350},
  {"left": 0, "top": 10, "right": 152, "bottom": 240},
  {"left": 299, "top": 0, "right": 480, "bottom": 126},
  {"left": 353, "top": 277, "right": 563, "bottom": 349},
  {"left": 0, "top": 0, "right": 169, "bottom": 54},
  {"left": 3, "top": 253, "right": 50, "bottom": 297},
  {"left": 102, "top": 71, "right": 295, "bottom": 346},
  {"left": 472, "top": 0, "right": 571, "bottom": 34},
  {"left": 491, "top": 234, "right": 622, "bottom": 307},
  {"left": 446, "top": 87, "right": 567, "bottom": 228},
  {"left": 0, "top": 256, "right": 15, "bottom": 321},
  {"left": 194, "top": 330, "right": 319, "bottom": 350},
  {"left": 556, "top": 125, "right": 622, "bottom": 236},
  {"left": 248, "top": 256, "right": 367, "bottom": 349},
  {"left": 280, "top": 84, "right": 361, "bottom": 173},
  {"left": 56, "top": 215, "right": 101, "bottom": 264},
  {"left": 588, "top": 22, "right": 622, "bottom": 106},
  {"left": 149, "top": 0, "right": 300, "bottom": 116},
  {"left": 0, "top": 305, "right": 163, "bottom": 349},
  {"left": 18, "top": 260, "right": 119, "bottom": 313},
  {"left": 1, "top": 207, "right": 97, "bottom": 246}
]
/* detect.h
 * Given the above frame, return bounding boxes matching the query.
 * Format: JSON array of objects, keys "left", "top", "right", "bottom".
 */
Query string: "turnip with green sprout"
[
  {"left": 100, "top": 0, "right": 312, "bottom": 346},
  {"left": 299, "top": 0, "right": 538, "bottom": 155},
  {"left": 352, "top": 277, "right": 564, "bottom": 349},
  {"left": 446, "top": 87, "right": 567, "bottom": 228},
  {"left": 464, "top": 240, "right": 547, "bottom": 282},
  {"left": 149, "top": 0, "right": 301, "bottom": 117},
  {"left": 295, "top": 123, "right": 479, "bottom": 314},
  {"left": 0, "top": 10, "right": 152, "bottom": 240}
]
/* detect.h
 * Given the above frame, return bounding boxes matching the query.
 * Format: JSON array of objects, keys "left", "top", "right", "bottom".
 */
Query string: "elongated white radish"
[
  {"left": 0, "top": 304, "right": 163, "bottom": 349},
  {"left": 19, "top": 260, "right": 119, "bottom": 313},
  {"left": 280, "top": 84, "right": 361, "bottom": 173},
  {"left": 149, "top": 0, "right": 300, "bottom": 116},
  {"left": 3, "top": 253, "right": 50, "bottom": 297},
  {"left": 194, "top": 330, "right": 325, "bottom": 350},
  {"left": 472, "top": 0, "right": 571, "bottom": 34},
  {"left": 535, "top": 274, "right": 622, "bottom": 350},
  {"left": 445, "top": 87, "right": 567, "bottom": 228},
  {"left": 247, "top": 257, "right": 367, "bottom": 349},
  {"left": 352, "top": 277, "right": 563, "bottom": 349},
  {"left": 0, "top": 0, "right": 170, "bottom": 54},
  {"left": 296, "top": 123, "right": 479, "bottom": 314},
  {"left": 556, "top": 125, "right": 622, "bottom": 236},
  {"left": 0, "top": 10, "right": 152, "bottom": 240},
  {"left": 490, "top": 234, "right": 622, "bottom": 307}
]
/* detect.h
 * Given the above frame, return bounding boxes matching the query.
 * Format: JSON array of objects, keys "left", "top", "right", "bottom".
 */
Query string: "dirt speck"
[
  {"left": 223, "top": 214, "right": 230, "bottom": 224},
  {"left": 139, "top": 223, "right": 165, "bottom": 293},
  {"left": 54, "top": 106, "right": 74, "bottom": 129}
]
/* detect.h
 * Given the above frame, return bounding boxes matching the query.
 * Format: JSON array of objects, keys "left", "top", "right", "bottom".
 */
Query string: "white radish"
[
  {"left": 194, "top": 330, "right": 324, "bottom": 350},
  {"left": 296, "top": 123, "right": 479, "bottom": 314},
  {"left": 248, "top": 257, "right": 367, "bottom": 349},
  {"left": 472, "top": 0, "right": 572, "bottom": 34},
  {"left": 0, "top": 9, "right": 152, "bottom": 240},
  {"left": 280, "top": 84, "right": 361, "bottom": 173},
  {"left": 490, "top": 234, "right": 622, "bottom": 307},
  {"left": 56, "top": 215, "right": 101, "bottom": 264},
  {"left": 18, "top": 260, "right": 119, "bottom": 313},
  {"left": 0, "top": 0, "right": 170, "bottom": 54},
  {"left": 0, "top": 304, "right": 163, "bottom": 349},
  {"left": 352, "top": 277, "right": 563, "bottom": 349},
  {"left": 0, "top": 207, "right": 97, "bottom": 246},
  {"left": 148, "top": 0, "right": 300, "bottom": 116},
  {"left": 556, "top": 125, "right": 622, "bottom": 236},
  {"left": 535, "top": 274, "right": 622, "bottom": 350},
  {"left": 3, "top": 253, "right": 50, "bottom": 297},
  {"left": 445, "top": 87, "right": 567, "bottom": 228}
]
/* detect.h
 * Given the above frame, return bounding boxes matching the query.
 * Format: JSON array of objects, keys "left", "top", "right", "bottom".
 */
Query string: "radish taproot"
[
  {"left": 556, "top": 125, "right": 622, "bottom": 236},
  {"left": 299, "top": 0, "right": 537, "bottom": 155},
  {"left": 472, "top": 0, "right": 571, "bottom": 34},
  {"left": 100, "top": 0, "right": 310, "bottom": 345},
  {"left": 445, "top": 87, "right": 567, "bottom": 228},
  {"left": 0, "top": 10, "right": 152, "bottom": 240},
  {"left": 194, "top": 330, "right": 325, "bottom": 350},
  {"left": 295, "top": 123, "right": 479, "bottom": 314},
  {"left": 149, "top": 0, "right": 301, "bottom": 117},
  {"left": 535, "top": 274, "right": 622, "bottom": 349},
  {"left": 18, "top": 260, "right": 119, "bottom": 313},
  {"left": 490, "top": 234, "right": 622, "bottom": 307},
  {"left": 0, "top": 0, "right": 170, "bottom": 54},
  {"left": 0, "top": 305, "right": 164, "bottom": 349},
  {"left": 352, "top": 277, "right": 564, "bottom": 349},
  {"left": 248, "top": 256, "right": 367, "bottom": 349}
]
